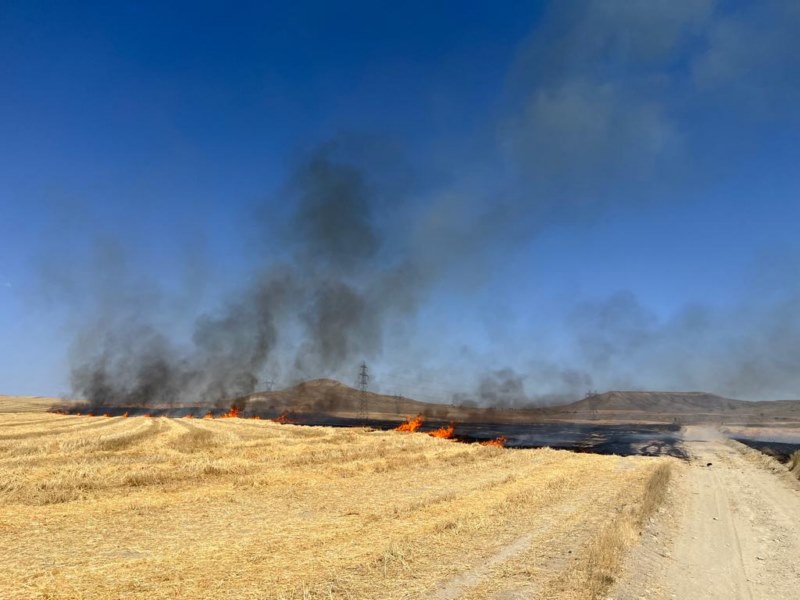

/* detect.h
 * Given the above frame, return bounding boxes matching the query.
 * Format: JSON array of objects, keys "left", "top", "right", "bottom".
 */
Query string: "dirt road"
[{"left": 658, "top": 427, "right": 800, "bottom": 599}]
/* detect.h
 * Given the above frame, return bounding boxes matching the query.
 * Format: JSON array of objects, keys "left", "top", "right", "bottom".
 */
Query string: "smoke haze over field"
[
  {"left": 69, "top": 143, "right": 419, "bottom": 407},
  {"left": 3, "top": 1, "right": 800, "bottom": 403}
]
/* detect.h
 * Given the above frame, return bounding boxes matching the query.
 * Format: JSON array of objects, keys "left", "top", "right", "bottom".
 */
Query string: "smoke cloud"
[
  {"left": 69, "top": 141, "right": 421, "bottom": 409},
  {"left": 561, "top": 275, "right": 800, "bottom": 400},
  {"left": 61, "top": 1, "right": 800, "bottom": 408}
]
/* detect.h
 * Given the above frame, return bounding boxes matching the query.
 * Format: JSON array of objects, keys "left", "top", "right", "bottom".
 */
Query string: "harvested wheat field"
[
  {"left": 0, "top": 411, "right": 672, "bottom": 599},
  {"left": 0, "top": 395, "right": 63, "bottom": 414}
]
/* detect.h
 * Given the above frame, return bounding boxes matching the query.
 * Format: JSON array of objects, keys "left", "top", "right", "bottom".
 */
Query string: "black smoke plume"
[
  {"left": 69, "top": 141, "right": 417, "bottom": 411},
  {"left": 62, "top": 1, "right": 800, "bottom": 411}
]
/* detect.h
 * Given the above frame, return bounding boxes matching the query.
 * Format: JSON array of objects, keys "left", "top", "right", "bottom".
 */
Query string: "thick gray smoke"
[
  {"left": 70, "top": 142, "right": 416, "bottom": 409},
  {"left": 451, "top": 369, "right": 526, "bottom": 409},
  {"left": 450, "top": 0, "right": 800, "bottom": 404},
  {"left": 66, "top": 1, "right": 800, "bottom": 408},
  {"left": 450, "top": 364, "right": 593, "bottom": 409},
  {"left": 562, "top": 282, "right": 800, "bottom": 401}
]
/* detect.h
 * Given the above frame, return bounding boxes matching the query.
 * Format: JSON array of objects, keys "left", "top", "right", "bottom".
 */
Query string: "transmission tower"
[
  {"left": 264, "top": 378, "right": 275, "bottom": 392},
  {"left": 585, "top": 389, "right": 599, "bottom": 419},
  {"left": 358, "top": 362, "right": 370, "bottom": 425}
]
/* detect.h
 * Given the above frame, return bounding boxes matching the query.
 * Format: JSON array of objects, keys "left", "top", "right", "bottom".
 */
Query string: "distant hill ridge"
[
  {"left": 5, "top": 379, "right": 800, "bottom": 423},
  {"left": 245, "top": 377, "right": 453, "bottom": 419},
  {"left": 560, "top": 390, "right": 800, "bottom": 417},
  {"left": 242, "top": 379, "right": 800, "bottom": 422}
]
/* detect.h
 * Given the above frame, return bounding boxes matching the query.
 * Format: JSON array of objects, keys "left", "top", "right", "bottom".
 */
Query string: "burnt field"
[
  {"left": 733, "top": 437, "right": 800, "bottom": 464},
  {"left": 319, "top": 418, "right": 687, "bottom": 459},
  {"left": 55, "top": 402, "right": 687, "bottom": 459}
]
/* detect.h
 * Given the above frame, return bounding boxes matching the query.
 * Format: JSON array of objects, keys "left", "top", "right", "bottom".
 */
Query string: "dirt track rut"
[{"left": 662, "top": 428, "right": 800, "bottom": 600}]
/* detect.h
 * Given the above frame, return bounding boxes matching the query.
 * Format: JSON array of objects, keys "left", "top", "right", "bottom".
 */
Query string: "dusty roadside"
[{"left": 615, "top": 426, "right": 800, "bottom": 600}]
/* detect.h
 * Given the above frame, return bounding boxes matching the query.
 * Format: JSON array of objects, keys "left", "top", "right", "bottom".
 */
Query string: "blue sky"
[{"left": 2, "top": 1, "right": 800, "bottom": 402}]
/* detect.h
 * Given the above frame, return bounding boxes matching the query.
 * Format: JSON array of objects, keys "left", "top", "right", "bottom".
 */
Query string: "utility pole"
[
  {"left": 358, "top": 362, "right": 370, "bottom": 425},
  {"left": 585, "top": 389, "right": 599, "bottom": 420}
]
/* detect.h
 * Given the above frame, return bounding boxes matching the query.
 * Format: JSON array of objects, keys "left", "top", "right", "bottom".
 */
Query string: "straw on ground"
[{"left": 0, "top": 409, "right": 672, "bottom": 599}]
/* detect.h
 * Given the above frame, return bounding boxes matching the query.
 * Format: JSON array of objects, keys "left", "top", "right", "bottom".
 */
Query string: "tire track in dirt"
[{"left": 661, "top": 428, "right": 800, "bottom": 600}]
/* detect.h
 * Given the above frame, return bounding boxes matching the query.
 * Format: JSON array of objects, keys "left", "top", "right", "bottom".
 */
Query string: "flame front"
[
  {"left": 395, "top": 414, "right": 424, "bottom": 432},
  {"left": 480, "top": 436, "right": 507, "bottom": 448},
  {"left": 221, "top": 405, "right": 240, "bottom": 418},
  {"left": 203, "top": 411, "right": 214, "bottom": 420},
  {"left": 429, "top": 422, "right": 455, "bottom": 439}
]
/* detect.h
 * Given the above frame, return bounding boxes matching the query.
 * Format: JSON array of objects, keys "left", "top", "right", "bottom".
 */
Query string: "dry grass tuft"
[
  {"left": 640, "top": 462, "right": 672, "bottom": 520},
  {"left": 538, "top": 461, "right": 673, "bottom": 600},
  {"left": 728, "top": 438, "right": 795, "bottom": 476},
  {"left": 573, "top": 463, "right": 672, "bottom": 599},
  {"left": 790, "top": 450, "right": 800, "bottom": 479}
]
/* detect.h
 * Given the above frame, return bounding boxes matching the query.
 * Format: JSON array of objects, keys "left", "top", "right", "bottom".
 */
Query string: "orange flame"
[
  {"left": 122, "top": 412, "right": 129, "bottom": 418},
  {"left": 86, "top": 412, "right": 95, "bottom": 417},
  {"left": 144, "top": 413, "right": 154, "bottom": 418},
  {"left": 480, "top": 436, "right": 507, "bottom": 448},
  {"left": 429, "top": 422, "right": 455, "bottom": 439},
  {"left": 251, "top": 415, "right": 262, "bottom": 420},
  {"left": 221, "top": 405, "right": 240, "bottom": 418},
  {"left": 103, "top": 413, "right": 112, "bottom": 417},
  {"left": 395, "top": 414, "right": 424, "bottom": 432},
  {"left": 203, "top": 411, "right": 214, "bottom": 420},
  {"left": 271, "top": 411, "right": 293, "bottom": 424},
  {"left": 183, "top": 413, "right": 194, "bottom": 419}
]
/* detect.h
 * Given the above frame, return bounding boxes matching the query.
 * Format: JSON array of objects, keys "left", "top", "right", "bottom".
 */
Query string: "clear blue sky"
[{"left": 2, "top": 1, "right": 800, "bottom": 402}]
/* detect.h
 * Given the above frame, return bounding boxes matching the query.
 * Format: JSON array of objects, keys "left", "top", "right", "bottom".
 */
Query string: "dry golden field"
[
  {"left": 0, "top": 395, "right": 63, "bottom": 413},
  {"left": 0, "top": 407, "right": 672, "bottom": 600}
]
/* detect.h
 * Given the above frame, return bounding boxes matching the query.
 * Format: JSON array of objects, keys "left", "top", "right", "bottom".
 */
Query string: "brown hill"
[
  {"left": 553, "top": 391, "right": 800, "bottom": 423},
  {"left": 7, "top": 380, "right": 799, "bottom": 425},
  {"left": 244, "top": 378, "right": 457, "bottom": 420},
  {"left": 244, "top": 381, "right": 800, "bottom": 425}
]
